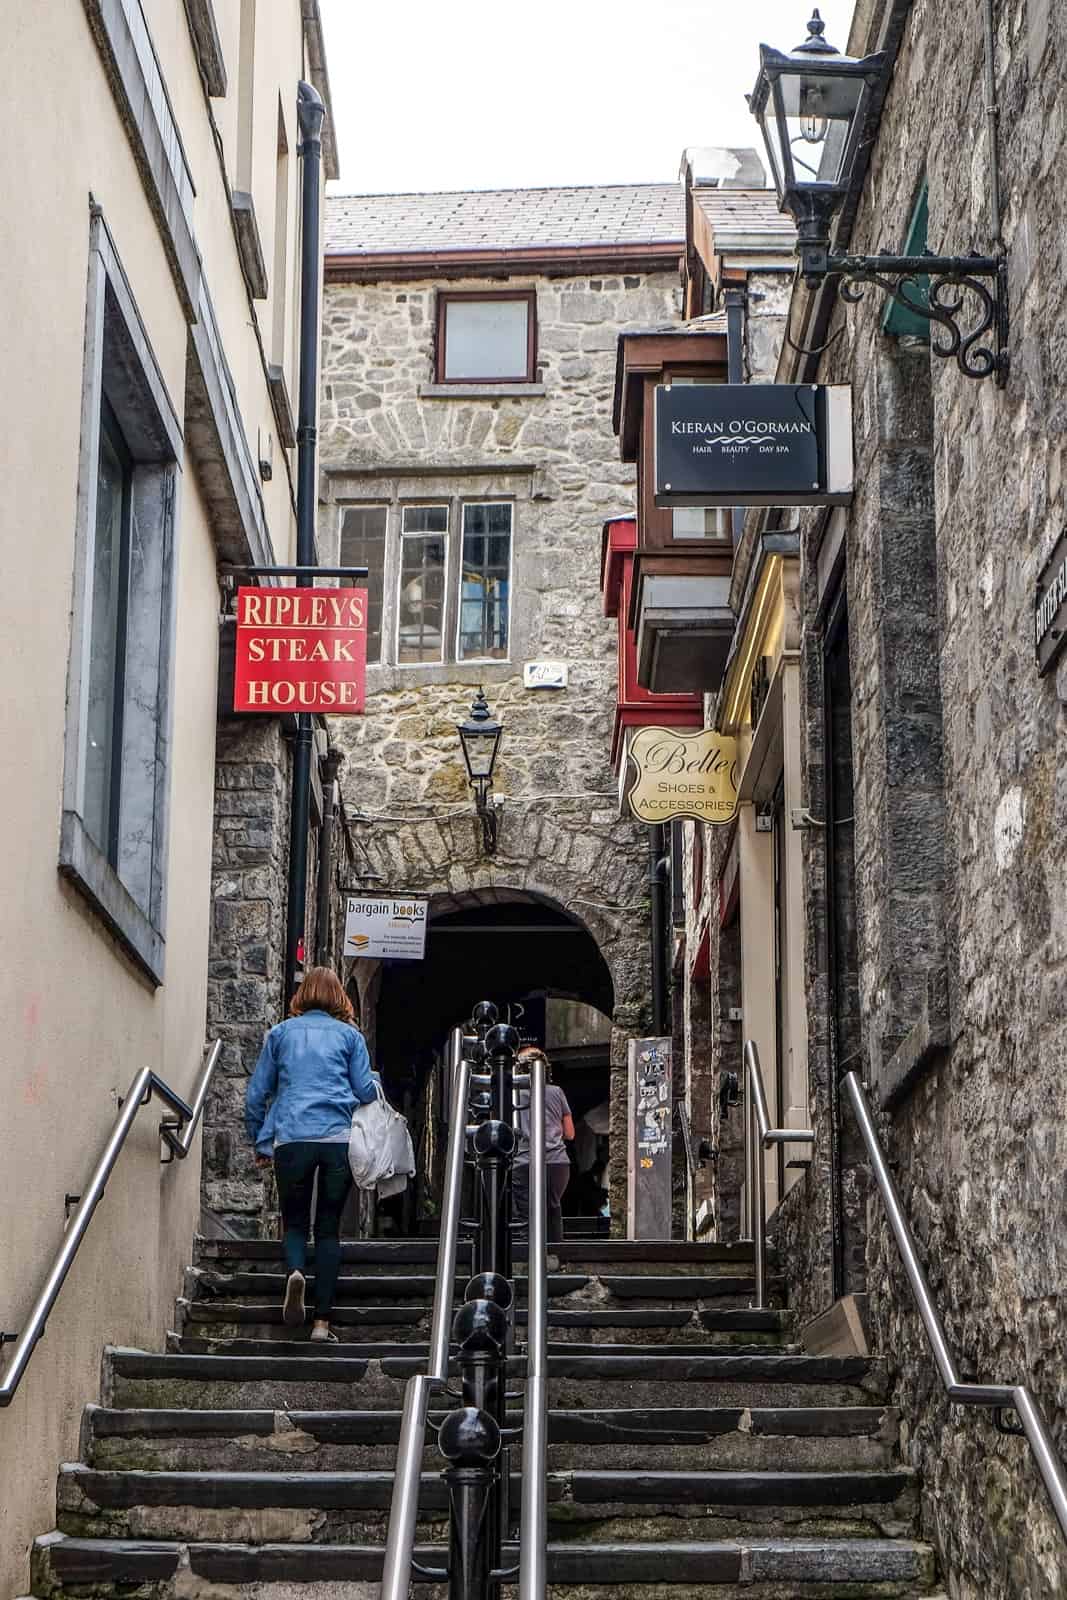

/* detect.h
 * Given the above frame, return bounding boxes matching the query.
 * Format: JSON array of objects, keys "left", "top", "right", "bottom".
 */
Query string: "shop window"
[
  {"left": 458, "top": 502, "right": 512, "bottom": 660},
  {"left": 672, "top": 507, "right": 731, "bottom": 541},
  {"left": 398, "top": 505, "right": 448, "bottom": 664},
  {"left": 436, "top": 291, "right": 536, "bottom": 383},
  {"left": 61, "top": 210, "right": 182, "bottom": 983},
  {"left": 339, "top": 505, "right": 386, "bottom": 663}
]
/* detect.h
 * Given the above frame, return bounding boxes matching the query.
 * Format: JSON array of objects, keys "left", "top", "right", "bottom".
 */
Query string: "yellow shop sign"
[{"left": 625, "top": 726, "right": 739, "bottom": 827}]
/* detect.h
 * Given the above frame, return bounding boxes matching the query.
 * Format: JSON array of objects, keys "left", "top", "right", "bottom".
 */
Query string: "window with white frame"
[
  {"left": 336, "top": 497, "right": 515, "bottom": 669},
  {"left": 61, "top": 210, "right": 182, "bottom": 983}
]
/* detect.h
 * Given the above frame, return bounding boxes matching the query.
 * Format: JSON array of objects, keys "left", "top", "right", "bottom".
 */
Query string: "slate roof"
[
  {"left": 692, "top": 188, "right": 795, "bottom": 251},
  {"left": 325, "top": 183, "right": 686, "bottom": 258}
]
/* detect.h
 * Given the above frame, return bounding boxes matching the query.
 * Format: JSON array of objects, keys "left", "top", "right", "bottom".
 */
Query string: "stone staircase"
[{"left": 27, "top": 1236, "right": 943, "bottom": 1597}]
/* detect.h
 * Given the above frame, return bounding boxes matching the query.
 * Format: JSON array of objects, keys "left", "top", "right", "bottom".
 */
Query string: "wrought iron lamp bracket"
[
  {"left": 472, "top": 781, "right": 499, "bottom": 855},
  {"left": 826, "top": 251, "right": 1008, "bottom": 386}
]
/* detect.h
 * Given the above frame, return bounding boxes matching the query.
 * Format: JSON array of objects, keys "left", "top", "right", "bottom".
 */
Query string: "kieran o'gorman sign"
[
  {"left": 344, "top": 896, "right": 429, "bottom": 961},
  {"left": 626, "top": 727, "right": 739, "bottom": 826},
  {"left": 654, "top": 383, "right": 853, "bottom": 508}
]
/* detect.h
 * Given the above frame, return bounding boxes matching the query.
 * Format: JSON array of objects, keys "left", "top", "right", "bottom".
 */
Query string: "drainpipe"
[
  {"left": 315, "top": 748, "right": 344, "bottom": 966},
  {"left": 283, "top": 80, "right": 325, "bottom": 1007},
  {"left": 981, "top": 0, "right": 1003, "bottom": 248},
  {"left": 649, "top": 826, "right": 670, "bottom": 1036},
  {"left": 724, "top": 285, "right": 746, "bottom": 547}
]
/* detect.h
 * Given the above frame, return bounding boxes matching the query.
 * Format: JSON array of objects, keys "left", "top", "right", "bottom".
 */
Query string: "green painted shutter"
[{"left": 882, "top": 186, "right": 930, "bottom": 340}]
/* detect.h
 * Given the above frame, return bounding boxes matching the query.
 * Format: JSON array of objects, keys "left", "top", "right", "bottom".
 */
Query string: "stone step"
[
  {"left": 188, "top": 1270, "right": 591, "bottom": 1301},
  {"left": 178, "top": 1303, "right": 776, "bottom": 1345},
  {"left": 171, "top": 1336, "right": 795, "bottom": 1360},
  {"left": 170, "top": 1304, "right": 794, "bottom": 1354},
  {"left": 88, "top": 1404, "right": 900, "bottom": 1474},
  {"left": 32, "top": 1531, "right": 940, "bottom": 1595},
  {"left": 57, "top": 1462, "right": 918, "bottom": 1544},
  {"left": 197, "top": 1237, "right": 762, "bottom": 1278},
  {"left": 196, "top": 1238, "right": 467, "bottom": 1270},
  {"left": 109, "top": 1347, "right": 886, "bottom": 1413},
  {"left": 188, "top": 1270, "right": 777, "bottom": 1307}
]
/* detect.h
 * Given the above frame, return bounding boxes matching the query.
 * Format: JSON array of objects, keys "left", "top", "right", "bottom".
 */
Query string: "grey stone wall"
[
  {"left": 319, "top": 265, "right": 679, "bottom": 1227},
  {"left": 203, "top": 721, "right": 291, "bottom": 1236},
  {"left": 782, "top": 0, "right": 1067, "bottom": 1592}
]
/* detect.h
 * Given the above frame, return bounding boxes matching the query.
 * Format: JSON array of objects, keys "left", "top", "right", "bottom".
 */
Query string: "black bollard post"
[
  {"left": 472, "top": 1117, "right": 515, "bottom": 1281},
  {"left": 479, "top": 1023, "right": 519, "bottom": 1281},
  {"left": 438, "top": 1405, "right": 501, "bottom": 1600},
  {"left": 463, "top": 1271, "right": 515, "bottom": 1575},
  {"left": 449, "top": 1294, "right": 509, "bottom": 1593}
]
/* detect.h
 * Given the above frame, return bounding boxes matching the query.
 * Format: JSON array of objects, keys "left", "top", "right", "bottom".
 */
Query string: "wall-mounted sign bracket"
[
  {"left": 831, "top": 252, "right": 1008, "bottom": 386},
  {"left": 218, "top": 562, "right": 369, "bottom": 614}
]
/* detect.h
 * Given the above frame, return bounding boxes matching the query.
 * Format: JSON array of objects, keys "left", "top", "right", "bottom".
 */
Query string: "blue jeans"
[{"left": 273, "top": 1142, "right": 353, "bottom": 1318}]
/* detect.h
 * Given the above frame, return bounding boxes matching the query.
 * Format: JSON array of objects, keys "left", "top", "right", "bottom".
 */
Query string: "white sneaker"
[
  {"left": 283, "top": 1270, "right": 306, "bottom": 1327},
  {"left": 310, "top": 1322, "right": 337, "bottom": 1343}
]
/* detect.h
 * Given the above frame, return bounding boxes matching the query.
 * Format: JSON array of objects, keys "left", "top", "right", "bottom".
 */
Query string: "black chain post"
[
  {"left": 464, "top": 1270, "right": 514, "bottom": 1570},
  {"left": 446, "top": 1294, "right": 508, "bottom": 1596},
  {"left": 478, "top": 1023, "right": 519, "bottom": 1281},
  {"left": 439, "top": 1404, "right": 501, "bottom": 1600}
]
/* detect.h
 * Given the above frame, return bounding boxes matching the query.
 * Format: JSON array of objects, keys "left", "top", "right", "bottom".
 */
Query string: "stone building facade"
[
  {"left": 0, "top": 1, "right": 335, "bottom": 1587},
  {"left": 597, "top": 17, "right": 1066, "bottom": 1591},
  {"left": 316, "top": 187, "right": 684, "bottom": 1226},
  {"left": 704, "top": 3, "right": 1067, "bottom": 1596}
]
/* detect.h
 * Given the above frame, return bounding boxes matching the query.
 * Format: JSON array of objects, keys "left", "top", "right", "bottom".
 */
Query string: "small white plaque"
[{"left": 523, "top": 661, "right": 568, "bottom": 690}]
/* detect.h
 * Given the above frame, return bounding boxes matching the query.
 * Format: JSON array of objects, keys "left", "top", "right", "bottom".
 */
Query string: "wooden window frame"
[{"left": 435, "top": 289, "right": 538, "bottom": 385}]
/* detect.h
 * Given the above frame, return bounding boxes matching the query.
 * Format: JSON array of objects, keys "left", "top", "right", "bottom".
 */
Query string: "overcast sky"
[{"left": 320, "top": 2, "right": 857, "bottom": 195}]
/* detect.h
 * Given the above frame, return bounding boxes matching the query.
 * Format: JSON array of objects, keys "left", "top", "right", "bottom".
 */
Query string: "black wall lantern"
[
  {"left": 457, "top": 688, "right": 502, "bottom": 854},
  {"left": 750, "top": 11, "right": 1008, "bottom": 384}
]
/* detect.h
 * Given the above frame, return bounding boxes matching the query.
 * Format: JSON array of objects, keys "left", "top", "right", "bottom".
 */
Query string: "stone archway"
[{"left": 341, "top": 803, "right": 653, "bottom": 1233}]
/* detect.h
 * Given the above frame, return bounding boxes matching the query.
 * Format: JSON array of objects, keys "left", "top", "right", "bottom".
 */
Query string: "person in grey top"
[{"left": 513, "top": 1044, "right": 574, "bottom": 1244}]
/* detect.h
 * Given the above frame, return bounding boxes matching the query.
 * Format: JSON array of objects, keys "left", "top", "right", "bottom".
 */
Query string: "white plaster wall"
[{"left": 0, "top": 1, "right": 308, "bottom": 1586}]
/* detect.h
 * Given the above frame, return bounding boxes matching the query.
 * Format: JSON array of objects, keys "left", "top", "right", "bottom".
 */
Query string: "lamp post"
[
  {"left": 750, "top": 10, "right": 1008, "bottom": 384},
  {"left": 457, "top": 688, "right": 503, "bottom": 854}
]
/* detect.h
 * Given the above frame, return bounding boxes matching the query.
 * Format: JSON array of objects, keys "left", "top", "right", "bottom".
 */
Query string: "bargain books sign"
[
  {"left": 343, "top": 896, "right": 428, "bottom": 961},
  {"left": 233, "top": 586, "right": 367, "bottom": 714}
]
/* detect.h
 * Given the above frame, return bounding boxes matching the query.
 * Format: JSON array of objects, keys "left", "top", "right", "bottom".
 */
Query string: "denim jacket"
[{"left": 245, "top": 1010, "right": 376, "bottom": 1156}]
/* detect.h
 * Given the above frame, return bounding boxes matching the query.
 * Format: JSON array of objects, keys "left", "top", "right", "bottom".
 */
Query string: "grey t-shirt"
[{"left": 515, "top": 1083, "right": 572, "bottom": 1167}]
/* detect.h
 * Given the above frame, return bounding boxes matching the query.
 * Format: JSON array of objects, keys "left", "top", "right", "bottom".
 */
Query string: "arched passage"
[{"left": 367, "top": 888, "right": 616, "bottom": 1233}]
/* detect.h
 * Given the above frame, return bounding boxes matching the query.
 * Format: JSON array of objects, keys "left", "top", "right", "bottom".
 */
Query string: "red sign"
[{"left": 233, "top": 586, "right": 367, "bottom": 714}]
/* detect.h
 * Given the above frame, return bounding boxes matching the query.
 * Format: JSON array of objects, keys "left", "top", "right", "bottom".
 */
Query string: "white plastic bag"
[{"left": 348, "top": 1082, "right": 415, "bottom": 1194}]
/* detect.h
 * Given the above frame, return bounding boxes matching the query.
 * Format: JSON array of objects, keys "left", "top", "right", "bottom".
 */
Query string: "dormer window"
[{"left": 436, "top": 291, "right": 536, "bottom": 383}]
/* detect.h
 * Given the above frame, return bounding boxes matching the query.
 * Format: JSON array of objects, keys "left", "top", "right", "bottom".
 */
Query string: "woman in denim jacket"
[{"left": 246, "top": 967, "right": 376, "bottom": 1341}]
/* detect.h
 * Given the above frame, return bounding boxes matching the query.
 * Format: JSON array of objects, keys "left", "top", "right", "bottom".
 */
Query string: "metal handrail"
[
  {"left": 381, "top": 1026, "right": 472, "bottom": 1600},
  {"left": 0, "top": 1038, "right": 222, "bottom": 1407},
  {"left": 743, "top": 1040, "right": 814, "bottom": 1308},
  {"left": 519, "top": 1051, "right": 548, "bottom": 1600},
  {"left": 843, "top": 1070, "right": 1067, "bottom": 1545}
]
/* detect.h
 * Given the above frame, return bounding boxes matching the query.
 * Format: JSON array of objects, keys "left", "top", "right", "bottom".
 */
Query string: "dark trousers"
[
  {"left": 513, "top": 1162, "right": 570, "bottom": 1245},
  {"left": 273, "top": 1142, "right": 353, "bottom": 1318}
]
